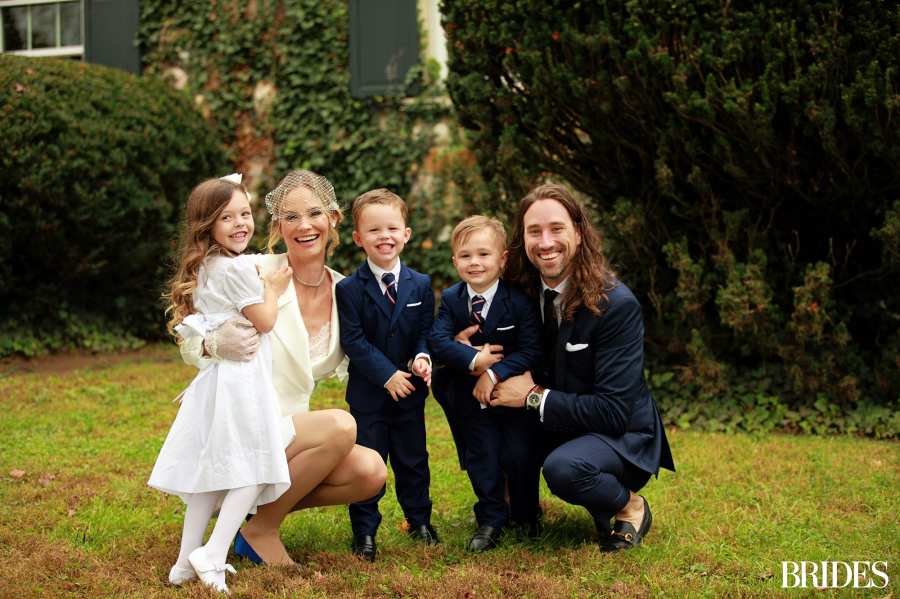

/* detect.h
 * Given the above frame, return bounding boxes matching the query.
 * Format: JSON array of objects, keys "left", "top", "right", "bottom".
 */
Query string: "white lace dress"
[{"left": 148, "top": 254, "right": 290, "bottom": 508}]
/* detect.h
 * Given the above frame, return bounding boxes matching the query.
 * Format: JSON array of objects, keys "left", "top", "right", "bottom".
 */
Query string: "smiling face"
[
  {"left": 452, "top": 228, "right": 508, "bottom": 293},
  {"left": 278, "top": 185, "right": 335, "bottom": 262},
  {"left": 211, "top": 190, "right": 254, "bottom": 254},
  {"left": 352, "top": 202, "right": 411, "bottom": 270},
  {"left": 523, "top": 198, "right": 582, "bottom": 287}
]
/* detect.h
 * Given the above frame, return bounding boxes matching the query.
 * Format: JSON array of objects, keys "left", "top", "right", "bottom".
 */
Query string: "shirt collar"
[
  {"left": 467, "top": 279, "right": 499, "bottom": 303},
  {"left": 541, "top": 276, "right": 569, "bottom": 297},
  {"left": 367, "top": 257, "right": 401, "bottom": 282}
]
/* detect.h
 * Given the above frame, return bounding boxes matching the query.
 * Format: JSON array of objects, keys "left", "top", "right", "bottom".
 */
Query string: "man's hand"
[
  {"left": 207, "top": 317, "right": 259, "bottom": 362},
  {"left": 385, "top": 370, "right": 416, "bottom": 401},
  {"left": 454, "top": 324, "right": 480, "bottom": 346},
  {"left": 473, "top": 372, "right": 495, "bottom": 406},
  {"left": 490, "top": 371, "right": 535, "bottom": 409},
  {"left": 411, "top": 357, "right": 432, "bottom": 386},
  {"left": 472, "top": 344, "right": 504, "bottom": 374}
]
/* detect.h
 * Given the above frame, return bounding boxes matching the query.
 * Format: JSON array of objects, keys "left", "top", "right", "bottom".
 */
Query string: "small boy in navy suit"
[
  {"left": 429, "top": 216, "right": 543, "bottom": 552},
  {"left": 335, "top": 188, "right": 437, "bottom": 562}
]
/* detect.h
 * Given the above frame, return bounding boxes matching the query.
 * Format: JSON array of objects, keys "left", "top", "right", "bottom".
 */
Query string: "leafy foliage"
[
  {"left": 0, "top": 55, "right": 227, "bottom": 356},
  {"left": 136, "top": 0, "right": 448, "bottom": 278},
  {"left": 442, "top": 0, "right": 900, "bottom": 408}
]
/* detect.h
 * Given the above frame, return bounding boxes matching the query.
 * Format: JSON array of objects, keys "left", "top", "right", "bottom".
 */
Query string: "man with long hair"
[{"left": 489, "top": 183, "right": 675, "bottom": 551}]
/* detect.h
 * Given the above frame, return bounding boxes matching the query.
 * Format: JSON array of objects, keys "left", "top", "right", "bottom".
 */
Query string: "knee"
[
  {"left": 327, "top": 410, "right": 357, "bottom": 453},
  {"left": 359, "top": 448, "right": 387, "bottom": 495},
  {"left": 542, "top": 452, "right": 580, "bottom": 499}
]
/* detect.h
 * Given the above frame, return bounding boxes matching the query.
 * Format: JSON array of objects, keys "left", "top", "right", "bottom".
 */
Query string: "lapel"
[
  {"left": 480, "top": 280, "right": 507, "bottom": 335},
  {"left": 360, "top": 262, "right": 393, "bottom": 321},
  {"left": 453, "top": 282, "right": 471, "bottom": 328},
  {"left": 555, "top": 308, "right": 577, "bottom": 389},
  {"left": 391, "top": 264, "right": 415, "bottom": 327},
  {"left": 260, "top": 254, "right": 311, "bottom": 377}
]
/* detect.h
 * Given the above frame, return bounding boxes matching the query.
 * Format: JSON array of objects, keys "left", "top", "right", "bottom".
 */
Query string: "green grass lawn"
[{"left": 0, "top": 345, "right": 897, "bottom": 598}]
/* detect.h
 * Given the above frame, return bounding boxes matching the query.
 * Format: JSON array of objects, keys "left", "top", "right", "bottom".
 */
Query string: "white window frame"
[{"left": 0, "top": 0, "right": 83, "bottom": 58}]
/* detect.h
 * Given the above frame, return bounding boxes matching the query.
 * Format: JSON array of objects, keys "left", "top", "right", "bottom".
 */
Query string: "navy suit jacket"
[
  {"left": 336, "top": 261, "right": 434, "bottom": 414},
  {"left": 540, "top": 282, "right": 675, "bottom": 475},
  {"left": 430, "top": 279, "right": 542, "bottom": 389}
]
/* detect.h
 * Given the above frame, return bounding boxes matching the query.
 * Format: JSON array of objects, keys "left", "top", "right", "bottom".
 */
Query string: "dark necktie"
[
  {"left": 382, "top": 272, "right": 397, "bottom": 305},
  {"left": 543, "top": 289, "right": 559, "bottom": 373},
  {"left": 471, "top": 294, "right": 486, "bottom": 328}
]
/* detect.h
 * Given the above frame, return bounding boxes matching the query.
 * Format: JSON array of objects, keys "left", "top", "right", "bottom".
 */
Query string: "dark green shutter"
[
  {"left": 349, "top": 0, "right": 419, "bottom": 97},
  {"left": 84, "top": 0, "right": 141, "bottom": 74}
]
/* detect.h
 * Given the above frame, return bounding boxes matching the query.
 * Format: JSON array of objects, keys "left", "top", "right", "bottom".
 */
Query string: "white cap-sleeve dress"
[{"left": 148, "top": 254, "right": 290, "bottom": 509}]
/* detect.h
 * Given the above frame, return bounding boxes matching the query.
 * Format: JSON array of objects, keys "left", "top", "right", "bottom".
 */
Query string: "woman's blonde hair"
[{"left": 164, "top": 178, "right": 249, "bottom": 336}]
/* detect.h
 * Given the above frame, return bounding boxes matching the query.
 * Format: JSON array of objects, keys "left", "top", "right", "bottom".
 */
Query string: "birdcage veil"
[{"left": 264, "top": 170, "right": 339, "bottom": 220}]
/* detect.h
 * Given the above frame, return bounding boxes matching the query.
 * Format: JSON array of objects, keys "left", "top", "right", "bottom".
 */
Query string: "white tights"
[{"left": 174, "top": 484, "right": 263, "bottom": 568}]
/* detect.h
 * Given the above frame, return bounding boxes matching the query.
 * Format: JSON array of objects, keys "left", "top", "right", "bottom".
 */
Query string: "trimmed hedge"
[
  {"left": 442, "top": 0, "right": 900, "bottom": 413},
  {"left": 0, "top": 55, "right": 227, "bottom": 356}
]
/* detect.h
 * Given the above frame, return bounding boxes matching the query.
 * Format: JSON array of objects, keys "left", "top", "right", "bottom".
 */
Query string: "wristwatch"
[{"left": 525, "top": 385, "right": 544, "bottom": 411}]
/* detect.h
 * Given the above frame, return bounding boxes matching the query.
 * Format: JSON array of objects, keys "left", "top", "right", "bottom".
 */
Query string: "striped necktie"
[
  {"left": 382, "top": 272, "right": 397, "bottom": 305},
  {"left": 471, "top": 294, "right": 486, "bottom": 327}
]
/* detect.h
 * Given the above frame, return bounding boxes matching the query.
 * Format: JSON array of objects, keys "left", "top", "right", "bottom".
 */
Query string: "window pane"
[
  {"left": 60, "top": 2, "right": 81, "bottom": 46},
  {"left": 31, "top": 4, "right": 58, "bottom": 49},
  {"left": 2, "top": 6, "right": 28, "bottom": 51}
]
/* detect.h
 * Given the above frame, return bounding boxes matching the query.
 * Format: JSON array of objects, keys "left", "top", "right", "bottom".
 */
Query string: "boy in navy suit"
[
  {"left": 335, "top": 188, "right": 438, "bottom": 562},
  {"left": 429, "top": 216, "right": 543, "bottom": 552}
]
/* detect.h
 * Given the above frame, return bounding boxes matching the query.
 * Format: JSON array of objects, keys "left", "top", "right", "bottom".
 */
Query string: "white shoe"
[
  {"left": 168, "top": 563, "right": 197, "bottom": 585},
  {"left": 188, "top": 546, "right": 236, "bottom": 594}
]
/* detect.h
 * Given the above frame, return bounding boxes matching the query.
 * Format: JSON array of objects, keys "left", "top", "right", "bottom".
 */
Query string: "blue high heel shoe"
[{"left": 234, "top": 530, "right": 263, "bottom": 564}]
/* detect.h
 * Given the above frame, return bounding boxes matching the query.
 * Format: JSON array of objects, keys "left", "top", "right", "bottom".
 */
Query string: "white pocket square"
[
  {"left": 496, "top": 325, "right": 516, "bottom": 331},
  {"left": 406, "top": 301, "right": 422, "bottom": 307},
  {"left": 565, "top": 342, "right": 589, "bottom": 352}
]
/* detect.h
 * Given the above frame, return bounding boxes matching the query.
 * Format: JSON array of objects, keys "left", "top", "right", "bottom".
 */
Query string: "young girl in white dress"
[{"left": 149, "top": 174, "right": 293, "bottom": 593}]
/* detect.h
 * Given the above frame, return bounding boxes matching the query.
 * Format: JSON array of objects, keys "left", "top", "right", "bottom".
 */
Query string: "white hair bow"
[{"left": 219, "top": 173, "right": 243, "bottom": 185}]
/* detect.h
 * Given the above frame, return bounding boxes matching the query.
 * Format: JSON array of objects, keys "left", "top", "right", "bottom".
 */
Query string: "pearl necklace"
[{"left": 293, "top": 269, "right": 327, "bottom": 288}]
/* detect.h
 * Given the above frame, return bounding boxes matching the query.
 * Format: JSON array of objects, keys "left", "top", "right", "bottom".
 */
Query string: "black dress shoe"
[
  {"left": 467, "top": 525, "right": 502, "bottom": 552},
  {"left": 407, "top": 523, "right": 441, "bottom": 545},
  {"left": 600, "top": 496, "right": 652, "bottom": 552},
  {"left": 351, "top": 534, "right": 377, "bottom": 561}
]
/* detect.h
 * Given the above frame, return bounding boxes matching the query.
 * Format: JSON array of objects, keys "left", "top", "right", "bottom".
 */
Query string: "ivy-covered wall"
[{"left": 137, "top": 0, "right": 453, "bottom": 277}]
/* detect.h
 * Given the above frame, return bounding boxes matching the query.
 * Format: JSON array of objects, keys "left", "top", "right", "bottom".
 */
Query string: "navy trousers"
[
  {"left": 463, "top": 405, "right": 542, "bottom": 528},
  {"left": 542, "top": 433, "right": 651, "bottom": 533},
  {"left": 349, "top": 403, "right": 432, "bottom": 536}
]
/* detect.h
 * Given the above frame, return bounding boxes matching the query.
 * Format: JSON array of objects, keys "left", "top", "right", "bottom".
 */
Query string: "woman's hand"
[{"left": 206, "top": 317, "right": 260, "bottom": 361}]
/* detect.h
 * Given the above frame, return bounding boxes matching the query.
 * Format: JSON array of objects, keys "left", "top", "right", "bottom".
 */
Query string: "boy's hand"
[
  {"left": 472, "top": 344, "right": 504, "bottom": 374},
  {"left": 473, "top": 372, "right": 495, "bottom": 406},
  {"left": 385, "top": 370, "right": 416, "bottom": 401},
  {"left": 263, "top": 265, "right": 293, "bottom": 297},
  {"left": 411, "top": 357, "right": 432, "bottom": 386}
]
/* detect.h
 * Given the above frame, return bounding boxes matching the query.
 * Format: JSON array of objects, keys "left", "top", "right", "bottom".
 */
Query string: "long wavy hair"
[
  {"left": 165, "top": 178, "right": 248, "bottom": 336},
  {"left": 506, "top": 183, "right": 617, "bottom": 320}
]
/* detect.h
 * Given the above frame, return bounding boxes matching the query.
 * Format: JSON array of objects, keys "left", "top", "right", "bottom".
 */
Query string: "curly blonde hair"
[{"left": 164, "top": 178, "right": 249, "bottom": 336}]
